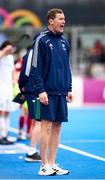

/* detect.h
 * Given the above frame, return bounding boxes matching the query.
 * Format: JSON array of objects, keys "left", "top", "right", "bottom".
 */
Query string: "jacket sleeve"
[
  {"left": 68, "top": 58, "right": 72, "bottom": 92},
  {"left": 65, "top": 39, "right": 72, "bottom": 92},
  {"left": 29, "top": 38, "right": 46, "bottom": 94}
]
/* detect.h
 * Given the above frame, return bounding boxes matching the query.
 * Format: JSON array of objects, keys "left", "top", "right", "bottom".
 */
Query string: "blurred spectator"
[
  {"left": 94, "top": 40, "right": 103, "bottom": 55},
  {"left": 85, "top": 40, "right": 105, "bottom": 77},
  {"left": 100, "top": 46, "right": 105, "bottom": 64},
  {"left": 89, "top": 40, "right": 103, "bottom": 63}
]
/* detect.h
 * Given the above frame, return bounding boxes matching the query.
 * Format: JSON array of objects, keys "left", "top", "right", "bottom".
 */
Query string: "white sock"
[
  {"left": 28, "top": 147, "right": 37, "bottom": 155},
  {"left": 0, "top": 116, "right": 7, "bottom": 138},
  {"left": 4, "top": 115, "right": 10, "bottom": 137}
]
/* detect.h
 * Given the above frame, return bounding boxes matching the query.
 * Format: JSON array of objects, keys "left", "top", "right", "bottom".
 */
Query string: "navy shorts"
[
  {"left": 25, "top": 94, "right": 37, "bottom": 119},
  {"left": 25, "top": 94, "right": 68, "bottom": 122},
  {"left": 40, "top": 95, "right": 68, "bottom": 122}
]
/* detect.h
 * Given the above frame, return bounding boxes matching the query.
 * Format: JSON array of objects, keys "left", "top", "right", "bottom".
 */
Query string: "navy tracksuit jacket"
[{"left": 24, "top": 29, "right": 72, "bottom": 95}]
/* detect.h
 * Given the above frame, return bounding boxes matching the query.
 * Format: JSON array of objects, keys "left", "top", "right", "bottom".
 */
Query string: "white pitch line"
[
  {"left": 61, "top": 139, "right": 105, "bottom": 143},
  {"left": 9, "top": 127, "right": 27, "bottom": 136},
  {"left": 9, "top": 127, "right": 105, "bottom": 162},
  {"left": 9, "top": 127, "right": 19, "bottom": 133},
  {"left": 59, "top": 144, "right": 105, "bottom": 162}
]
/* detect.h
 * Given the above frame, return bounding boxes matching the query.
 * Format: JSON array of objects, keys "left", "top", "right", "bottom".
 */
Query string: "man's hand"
[
  {"left": 66, "top": 91, "right": 74, "bottom": 103},
  {"left": 39, "top": 92, "right": 48, "bottom": 105}
]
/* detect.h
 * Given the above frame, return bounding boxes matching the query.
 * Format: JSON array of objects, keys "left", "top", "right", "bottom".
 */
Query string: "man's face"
[{"left": 49, "top": 13, "right": 65, "bottom": 33}]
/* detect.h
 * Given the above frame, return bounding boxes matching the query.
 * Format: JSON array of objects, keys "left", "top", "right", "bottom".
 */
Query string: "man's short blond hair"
[{"left": 47, "top": 8, "right": 64, "bottom": 20}]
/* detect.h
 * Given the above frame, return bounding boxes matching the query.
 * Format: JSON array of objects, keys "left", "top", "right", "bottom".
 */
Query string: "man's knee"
[
  {"left": 41, "top": 120, "right": 52, "bottom": 134},
  {"left": 52, "top": 122, "right": 61, "bottom": 133}
]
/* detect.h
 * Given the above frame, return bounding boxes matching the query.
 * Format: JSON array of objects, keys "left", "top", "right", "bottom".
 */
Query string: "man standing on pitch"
[{"left": 26, "top": 8, "right": 73, "bottom": 176}]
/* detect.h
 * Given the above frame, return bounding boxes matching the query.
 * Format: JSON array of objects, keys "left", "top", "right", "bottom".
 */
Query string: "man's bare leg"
[
  {"left": 39, "top": 120, "right": 52, "bottom": 165},
  {"left": 30, "top": 120, "right": 41, "bottom": 148},
  {"left": 25, "top": 120, "right": 41, "bottom": 162},
  {"left": 48, "top": 122, "right": 61, "bottom": 165}
]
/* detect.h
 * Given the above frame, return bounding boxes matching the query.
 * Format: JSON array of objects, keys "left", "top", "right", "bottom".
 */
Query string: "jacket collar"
[{"left": 44, "top": 28, "right": 63, "bottom": 37}]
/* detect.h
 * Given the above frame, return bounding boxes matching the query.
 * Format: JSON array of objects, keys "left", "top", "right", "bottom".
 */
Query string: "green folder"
[{"left": 33, "top": 98, "right": 40, "bottom": 120}]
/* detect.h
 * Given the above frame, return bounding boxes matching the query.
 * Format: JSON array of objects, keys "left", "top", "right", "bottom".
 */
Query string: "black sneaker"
[
  {"left": 25, "top": 152, "right": 41, "bottom": 162},
  {"left": 0, "top": 137, "right": 14, "bottom": 145}
]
